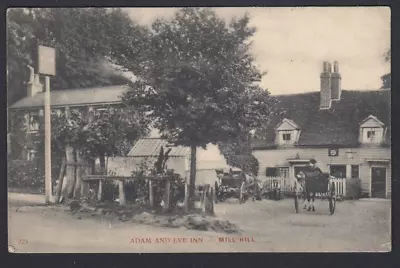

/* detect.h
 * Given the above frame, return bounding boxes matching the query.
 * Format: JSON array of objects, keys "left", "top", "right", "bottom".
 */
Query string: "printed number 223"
[{"left": 18, "top": 239, "right": 28, "bottom": 244}]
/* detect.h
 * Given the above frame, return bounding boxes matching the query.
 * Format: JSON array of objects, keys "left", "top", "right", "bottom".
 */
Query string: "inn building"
[{"left": 251, "top": 62, "right": 391, "bottom": 198}]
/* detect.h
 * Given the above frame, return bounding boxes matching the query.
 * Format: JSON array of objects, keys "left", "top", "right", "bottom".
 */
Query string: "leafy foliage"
[
  {"left": 8, "top": 160, "right": 44, "bottom": 192},
  {"left": 122, "top": 8, "right": 274, "bottom": 148},
  {"left": 121, "top": 8, "right": 275, "bottom": 204},
  {"left": 50, "top": 106, "right": 150, "bottom": 159},
  {"left": 7, "top": 8, "right": 149, "bottom": 105}
]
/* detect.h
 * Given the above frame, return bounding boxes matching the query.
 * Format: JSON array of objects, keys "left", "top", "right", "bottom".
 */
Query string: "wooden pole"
[
  {"left": 119, "top": 180, "right": 126, "bottom": 205},
  {"left": 97, "top": 180, "right": 103, "bottom": 201},
  {"left": 183, "top": 182, "right": 189, "bottom": 213},
  {"left": 54, "top": 157, "right": 66, "bottom": 203},
  {"left": 44, "top": 76, "right": 52, "bottom": 203},
  {"left": 163, "top": 178, "right": 171, "bottom": 212},
  {"left": 149, "top": 180, "right": 154, "bottom": 207},
  {"left": 202, "top": 184, "right": 210, "bottom": 213},
  {"left": 208, "top": 187, "right": 215, "bottom": 215}
]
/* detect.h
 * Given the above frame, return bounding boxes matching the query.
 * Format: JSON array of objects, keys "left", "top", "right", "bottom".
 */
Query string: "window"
[
  {"left": 278, "top": 167, "right": 289, "bottom": 178},
  {"left": 27, "top": 149, "right": 36, "bottom": 161},
  {"left": 28, "top": 112, "right": 39, "bottom": 132},
  {"left": 330, "top": 165, "right": 346, "bottom": 178},
  {"left": 351, "top": 165, "right": 359, "bottom": 178},
  {"left": 362, "top": 127, "right": 383, "bottom": 144},
  {"left": 282, "top": 133, "right": 291, "bottom": 141},
  {"left": 278, "top": 130, "right": 295, "bottom": 145},
  {"left": 367, "top": 130, "right": 375, "bottom": 139},
  {"left": 95, "top": 108, "right": 108, "bottom": 117},
  {"left": 266, "top": 167, "right": 278, "bottom": 177}
]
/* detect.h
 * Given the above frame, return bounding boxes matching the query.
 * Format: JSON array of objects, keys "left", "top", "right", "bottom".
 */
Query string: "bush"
[
  {"left": 346, "top": 177, "right": 361, "bottom": 199},
  {"left": 8, "top": 160, "right": 45, "bottom": 193}
]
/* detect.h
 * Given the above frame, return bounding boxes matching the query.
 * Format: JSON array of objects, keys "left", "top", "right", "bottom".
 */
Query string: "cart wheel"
[
  {"left": 294, "top": 181, "right": 299, "bottom": 213},
  {"left": 329, "top": 182, "right": 336, "bottom": 215}
]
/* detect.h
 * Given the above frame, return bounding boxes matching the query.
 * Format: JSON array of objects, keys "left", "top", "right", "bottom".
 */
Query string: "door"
[
  {"left": 294, "top": 166, "right": 308, "bottom": 179},
  {"left": 371, "top": 167, "right": 386, "bottom": 198}
]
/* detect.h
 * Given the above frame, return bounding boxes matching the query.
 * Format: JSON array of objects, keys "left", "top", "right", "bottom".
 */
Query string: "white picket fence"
[{"left": 260, "top": 176, "right": 347, "bottom": 197}]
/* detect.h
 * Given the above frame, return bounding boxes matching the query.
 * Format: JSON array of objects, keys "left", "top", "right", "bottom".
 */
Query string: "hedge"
[{"left": 8, "top": 160, "right": 45, "bottom": 193}]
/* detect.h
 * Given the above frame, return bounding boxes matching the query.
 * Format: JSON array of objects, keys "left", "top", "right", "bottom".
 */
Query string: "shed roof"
[
  {"left": 128, "top": 138, "right": 190, "bottom": 157},
  {"left": 9, "top": 85, "right": 130, "bottom": 109},
  {"left": 252, "top": 90, "right": 391, "bottom": 149}
]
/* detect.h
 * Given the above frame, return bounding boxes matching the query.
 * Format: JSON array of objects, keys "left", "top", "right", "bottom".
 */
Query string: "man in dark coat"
[{"left": 296, "top": 158, "right": 323, "bottom": 211}]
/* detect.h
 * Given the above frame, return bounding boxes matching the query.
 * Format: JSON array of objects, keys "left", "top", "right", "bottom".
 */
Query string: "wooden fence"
[{"left": 260, "top": 176, "right": 347, "bottom": 197}]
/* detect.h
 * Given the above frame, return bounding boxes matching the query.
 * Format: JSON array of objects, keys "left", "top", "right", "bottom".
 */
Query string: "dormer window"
[
  {"left": 275, "top": 118, "right": 301, "bottom": 145},
  {"left": 359, "top": 115, "right": 385, "bottom": 144}
]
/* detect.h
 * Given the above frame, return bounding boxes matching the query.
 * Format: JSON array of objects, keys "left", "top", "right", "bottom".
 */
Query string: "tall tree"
[
  {"left": 122, "top": 8, "right": 275, "bottom": 209},
  {"left": 6, "top": 8, "right": 149, "bottom": 105}
]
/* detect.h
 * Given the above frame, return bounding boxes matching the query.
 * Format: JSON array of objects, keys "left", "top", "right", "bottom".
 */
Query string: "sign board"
[
  {"left": 328, "top": 148, "right": 339, "bottom": 157},
  {"left": 38, "top": 45, "right": 56, "bottom": 76}
]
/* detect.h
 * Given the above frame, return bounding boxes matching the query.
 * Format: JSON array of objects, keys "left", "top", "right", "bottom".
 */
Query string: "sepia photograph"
[{"left": 6, "top": 7, "right": 391, "bottom": 253}]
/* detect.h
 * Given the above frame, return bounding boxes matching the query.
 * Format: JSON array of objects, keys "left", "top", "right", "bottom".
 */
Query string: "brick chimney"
[
  {"left": 27, "top": 74, "right": 43, "bottom": 97},
  {"left": 320, "top": 61, "right": 332, "bottom": 109},
  {"left": 331, "top": 61, "right": 342, "bottom": 100}
]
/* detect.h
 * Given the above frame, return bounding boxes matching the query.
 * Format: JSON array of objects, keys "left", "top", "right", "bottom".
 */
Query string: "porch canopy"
[
  {"left": 365, "top": 158, "right": 391, "bottom": 164},
  {"left": 287, "top": 158, "right": 311, "bottom": 164}
]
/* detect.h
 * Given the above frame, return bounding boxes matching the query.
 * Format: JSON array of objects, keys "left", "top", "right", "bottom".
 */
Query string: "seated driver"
[{"left": 296, "top": 158, "right": 322, "bottom": 180}]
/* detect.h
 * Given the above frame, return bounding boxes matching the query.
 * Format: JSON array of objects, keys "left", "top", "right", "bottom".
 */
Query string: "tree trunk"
[
  {"left": 98, "top": 152, "right": 106, "bottom": 201},
  {"left": 54, "top": 157, "right": 66, "bottom": 203},
  {"left": 63, "top": 145, "right": 76, "bottom": 200},
  {"left": 99, "top": 152, "right": 106, "bottom": 175},
  {"left": 188, "top": 145, "right": 197, "bottom": 210},
  {"left": 73, "top": 149, "right": 83, "bottom": 199}
]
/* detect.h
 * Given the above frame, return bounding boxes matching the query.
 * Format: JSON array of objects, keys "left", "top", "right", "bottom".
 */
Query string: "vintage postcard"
[{"left": 7, "top": 7, "right": 391, "bottom": 253}]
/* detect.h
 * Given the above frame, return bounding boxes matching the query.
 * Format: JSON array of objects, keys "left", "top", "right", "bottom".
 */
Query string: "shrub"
[
  {"left": 346, "top": 177, "right": 361, "bottom": 199},
  {"left": 8, "top": 160, "right": 45, "bottom": 193}
]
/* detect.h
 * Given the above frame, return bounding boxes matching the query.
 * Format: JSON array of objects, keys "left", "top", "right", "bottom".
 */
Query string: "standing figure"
[{"left": 296, "top": 158, "right": 322, "bottom": 211}]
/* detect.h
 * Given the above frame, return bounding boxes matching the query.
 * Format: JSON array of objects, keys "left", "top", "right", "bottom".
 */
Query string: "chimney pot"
[
  {"left": 331, "top": 61, "right": 342, "bottom": 100},
  {"left": 320, "top": 61, "right": 332, "bottom": 109},
  {"left": 27, "top": 74, "right": 43, "bottom": 97},
  {"left": 333, "top": 61, "right": 339, "bottom": 72}
]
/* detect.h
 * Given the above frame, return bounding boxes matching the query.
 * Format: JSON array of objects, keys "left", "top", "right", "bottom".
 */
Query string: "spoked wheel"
[
  {"left": 329, "top": 182, "right": 336, "bottom": 215},
  {"left": 294, "top": 181, "right": 299, "bottom": 213}
]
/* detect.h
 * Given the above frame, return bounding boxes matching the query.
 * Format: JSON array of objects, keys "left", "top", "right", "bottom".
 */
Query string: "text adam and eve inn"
[{"left": 251, "top": 61, "right": 391, "bottom": 198}]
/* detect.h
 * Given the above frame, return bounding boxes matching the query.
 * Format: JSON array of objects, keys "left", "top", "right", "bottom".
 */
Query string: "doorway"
[{"left": 371, "top": 167, "right": 386, "bottom": 198}]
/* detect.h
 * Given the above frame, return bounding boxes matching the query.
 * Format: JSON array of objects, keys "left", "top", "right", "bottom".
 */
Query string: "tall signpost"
[{"left": 38, "top": 45, "right": 56, "bottom": 204}]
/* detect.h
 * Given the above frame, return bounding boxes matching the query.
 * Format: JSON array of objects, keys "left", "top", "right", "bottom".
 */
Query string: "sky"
[{"left": 125, "top": 7, "right": 390, "bottom": 95}]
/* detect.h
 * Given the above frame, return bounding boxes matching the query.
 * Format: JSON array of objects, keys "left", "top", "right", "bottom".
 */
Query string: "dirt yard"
[{"left": 8, "top": 193, "right": 391, "bottom": 253}]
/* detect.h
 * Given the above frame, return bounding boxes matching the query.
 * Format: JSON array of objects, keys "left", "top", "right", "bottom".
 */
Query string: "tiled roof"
[
  {"left": 252, "top": 90, "right": 391, "bottom": 149},
  {"left": 9, "top": 85, "right": 130, "bottom": 109},
  {"left": 128, "top": 138, "right": 190, "bottom": 157}
]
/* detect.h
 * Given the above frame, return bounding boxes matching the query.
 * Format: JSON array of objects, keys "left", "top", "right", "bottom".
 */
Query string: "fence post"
[
  {"left": 163, "top": 178, "right": 171, "bottom": 212},
  {"left": 149, "top": 180, "right": 154, "bottom": 207},
  {"left": 118, "top": 180, "right": 126, "bottom": 205},
  {"left": 97, "top": 180, "right": 103, "bottom": 201},
  {"left": 202, "top": 184, "right": 210, "bottom": 213},
  {"left": 183, "top": 182, "right": 189, "bottom": 213}
]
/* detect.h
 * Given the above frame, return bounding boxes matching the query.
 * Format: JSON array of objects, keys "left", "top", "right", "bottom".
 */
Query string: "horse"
[{"left": 296, "top": 171, "right": 331, "bottom": 211}]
